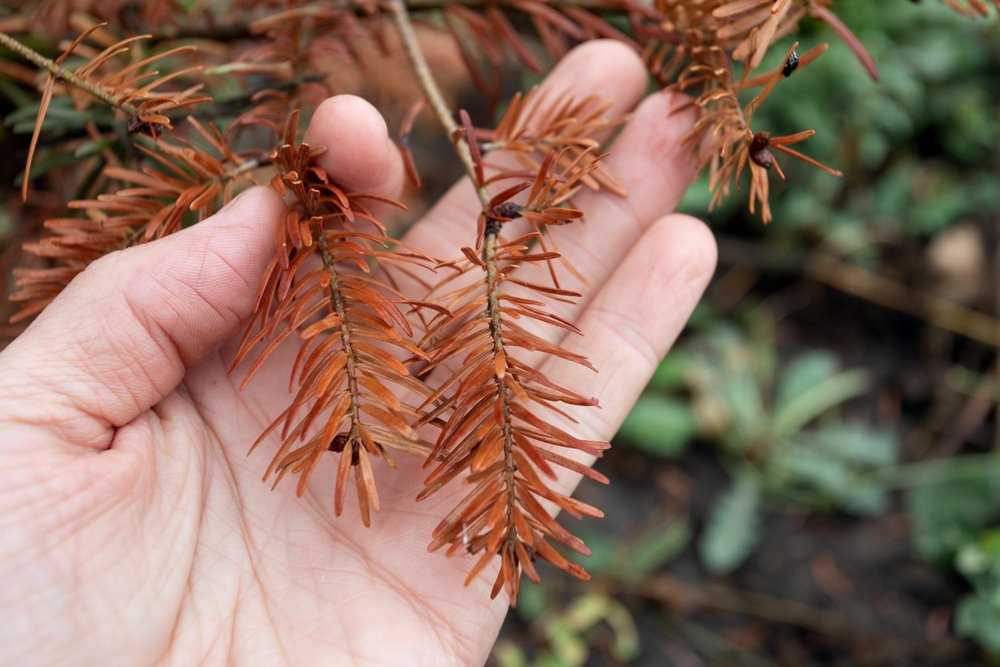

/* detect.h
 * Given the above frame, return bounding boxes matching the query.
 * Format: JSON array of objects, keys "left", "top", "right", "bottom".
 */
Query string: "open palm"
[{"left": 0, "top": 41, "right": 715, "bottom": 666}]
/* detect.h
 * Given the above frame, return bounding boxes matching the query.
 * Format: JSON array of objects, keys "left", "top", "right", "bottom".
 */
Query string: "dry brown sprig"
[
  {"left": 476, "top": 88, "right": 624, "bottom": 195},
  {"left": 465, "top": 89, "right": 625, "bottom": 285},
  {"left": 416, "top": 144, "right": 612, "bottom": 605},
  {"left": 8, "top": 118, "right": 259, "bottom": 322},
  {"left": 638, "top": 0, "right": 850, "bottom": 222},
  {"left": 10, "top": 0, "right": 183, "bottom": 37},
  {"left": 0, "top": 25, "right": 210, "bottom": 201},
  {"left": 386, "top": 0, "right": 633, "bottom": 602},
  {"left": 231, "top": 111, "right": 438, "bottom": 526},
  {"left": 437, "top": 0, "right": 642, "bottom": 106},
  {"left": 230, "top": 0, "right": 850, "bottom": 223},
  {"left": 213, "top": 2, "right": 382, "bottom": 139}
]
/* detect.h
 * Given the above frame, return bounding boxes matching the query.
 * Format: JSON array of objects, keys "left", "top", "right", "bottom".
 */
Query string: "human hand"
[{"left": 0, "top": 41, "right": 715, "bottom": 666}]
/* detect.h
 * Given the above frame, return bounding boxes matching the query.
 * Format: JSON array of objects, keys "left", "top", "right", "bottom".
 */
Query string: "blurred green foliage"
[
  {"left": 906, "top": 460, "right": 1000, "bottom": 651},
  {"left": 498, "top": 2, "right": 999, "bottom": 663},
  {"left": 619, "top": 314, "right": 898, "bottom": 574},
  {"left": 495, "top": 593, "right": 639, "bottom": 667}
]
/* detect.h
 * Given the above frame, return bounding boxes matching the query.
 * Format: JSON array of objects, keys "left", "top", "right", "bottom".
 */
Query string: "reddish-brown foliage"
[
  {"left": 6, "top": 24, "right": 210, "bottom": 201},
  {"left": 231, "top": 113, "right": 437, "bottom": 526},
  {"left": 414, "top": 94, "right": 622, "bottom": 603},
  {"left": 9, "top": 118, "right": 255, "bottom": 322}
]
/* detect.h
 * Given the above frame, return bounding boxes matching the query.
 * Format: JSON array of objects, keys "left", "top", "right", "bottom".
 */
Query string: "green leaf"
[
  {"left": 776, "top": 421, "right": 897, "bottom": 516},
  {"left": 517, "top": 580, "right": 550, "bottom": 622},
  {"left": 7, "top": 99, "right": 110, "bottom": 134},
  {"left": 700, "top": 470, "right": 761, "bottom": 574},
  {"left": 956, "top": 593, "right": 1000, "bottom": 654},
  {"left": 574, "top": 529, "right": 615, "bottom": 575},
  {"left": 806, "top": 422, "right": 898, "bottom": 467},
  {"left": 776, "top": 352, "right": 838, "bottom": 407},
  {"left": 534, "top": 654, "right": 572, "bottom": 667},
  {"left": 604, "top": 601, "right": 640, "bottom": 661},
  {"left": 718, "top": 373, "right": 766, "bottom": 445},
  {"left": 773, "top": 448, "right": 888, "bottom": 515},
  {"left": 0, "top": 77, "right": 33, "bottom": 107},
  {"left": 648, "top": 350, "right": 696, "bottom": 391},
  {"left": 771, "top": 368, "right": 869, "bottom": 439},
  {"left": 73, "top": 137, "right": 116, "bottom": 159},
  {"left": 0, "top": 207, "right": 11, "bottom": 238},
  {"left": 547, "top": 624, "right": 585, "bottom": 667},
  {"left": 617, "top": 395, "right": 697, "bottom": 458},
  {"left": 493, "top": 641, "right": 528, "bottom": 667},
  {"left": 14, "top": 145, "right": 83, "bottom": 184},
  {"left": 614, "top": 518, "right": 690, "bottom": 582},
  {"left": 957, "top": 530, "right": 1000, "bottom": 589},
  {"left": 907, "top": 475, "right": 1000, "bottom": 563},
  {"left": 555, "top": 595, "right": 640, "bottom": 663}
]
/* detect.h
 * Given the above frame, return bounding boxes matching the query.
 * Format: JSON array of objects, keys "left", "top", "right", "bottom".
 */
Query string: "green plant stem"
[{"left": 0, "top": 31, "right": 142, "bottom": 119}]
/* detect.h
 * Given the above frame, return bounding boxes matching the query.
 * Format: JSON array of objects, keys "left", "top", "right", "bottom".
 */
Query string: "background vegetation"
[{"left": 494, "top": 2, "right": 1000, "bottom": 664}]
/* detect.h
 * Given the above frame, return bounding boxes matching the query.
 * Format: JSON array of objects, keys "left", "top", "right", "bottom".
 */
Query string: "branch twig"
[
  {"left": 387, "top": 0, "right": 491, "bottom": 210},
  {"left": 0, "top": 31, "right": 142, "bottom": 118},
  {"left": 390, "top": 0, "right": 522, "bottom": 563},
  {"left": 718, "top": 237, "right": 1000, "bottom": 348},
  {"left": 633, "top": 575, "right": 865, "bottom": 639}
]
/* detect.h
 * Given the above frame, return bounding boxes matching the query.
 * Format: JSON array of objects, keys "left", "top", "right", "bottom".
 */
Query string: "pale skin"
[{"left": 0, "top": 41, "right": 716, "bottom": 666}]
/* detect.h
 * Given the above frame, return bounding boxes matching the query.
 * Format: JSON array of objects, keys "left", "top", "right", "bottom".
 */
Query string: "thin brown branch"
[
  {"left": 806, "top": 254, "right": 999, "bottom": 348},
  {"left": 408, "top": 0, "right": 618, "bottom": 8},
  {"left": 222, "top": 155, "right": 273, "bottom": 180},
  {"left": 317, "top": 233, "right": 365, "bottom": 456},
  {"left": 387, "top": 0, "right": 491, "bottom": 210},
  {"left": 808, "top": 2, "right": 880, "bottom": 82},
  {"left": 0, "top": 31, "right": 142, "bottom": 118},
  {"left": 632, "top": 575, "right": 865, "bottom": 639},
  {"left": 146, "top": 0, "right": 630, "bottom": 43},
  {"left": 392, "top": 0, "right": 525, "bottom": 567},
  {"left": 483, "top": 227, "right": 519, "bottom": 553},
  {"left": 718, "top": 237, "right": 1000, "bottom": 348}
]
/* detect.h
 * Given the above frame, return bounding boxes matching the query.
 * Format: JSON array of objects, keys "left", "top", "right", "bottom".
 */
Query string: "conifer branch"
[
  {"left": 482, "top": 226, "right": 520, "bottom": 561},
  {"left": 0, "top": 31, "right": 142, "bottom": 118},
  {"left": 316, "top": 232, "right": 367, "bottom": 464},
  {"left": 392, "top": 0, "right": 526, "bottom": 579}
]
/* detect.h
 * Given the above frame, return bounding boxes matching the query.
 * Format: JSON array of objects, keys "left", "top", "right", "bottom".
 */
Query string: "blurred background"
[
  {"left": 490, "top": 3, "right": 1000, "bottom": 665},
  {"left": 1, "top": 1, "right": 998, "bottom": 664}
]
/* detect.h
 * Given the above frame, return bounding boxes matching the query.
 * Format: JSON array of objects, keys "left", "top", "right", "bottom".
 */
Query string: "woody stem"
[
  {"left": 318, "top": 233, "right": 364, "bottom": 446},
  {"left": 387, "top": 0, "right": 491, "bottom": 210},
  {"left": 390, "top": 0, "right": 518, "bottom": 546},
  {"left": 483, "top": 230, "right": 519, "bottom": 548},
  {"left": 0, "top": 32, "right": 142, "bottom": 118}
]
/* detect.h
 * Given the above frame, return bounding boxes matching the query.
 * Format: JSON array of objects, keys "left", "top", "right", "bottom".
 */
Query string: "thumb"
[{"left": 0, "top": 186, "right": 284, "bottom": 450}]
